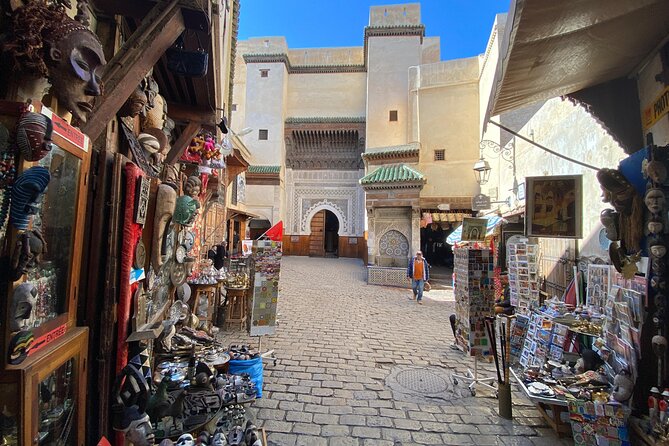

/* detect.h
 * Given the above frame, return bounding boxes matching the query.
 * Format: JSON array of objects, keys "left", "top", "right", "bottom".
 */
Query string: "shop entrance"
[{"left": 309, "top": 209, "right": 340, "bottom": 257}]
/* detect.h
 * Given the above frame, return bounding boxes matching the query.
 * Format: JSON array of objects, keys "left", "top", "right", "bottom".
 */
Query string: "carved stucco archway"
[{"left": 302, "top": 200, "right": 347, "bottom": 235}]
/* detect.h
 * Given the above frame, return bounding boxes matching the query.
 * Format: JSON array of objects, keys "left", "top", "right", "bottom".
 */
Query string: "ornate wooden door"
[{"left": 309, "top": 210, "right": 325, "bottom": 257}]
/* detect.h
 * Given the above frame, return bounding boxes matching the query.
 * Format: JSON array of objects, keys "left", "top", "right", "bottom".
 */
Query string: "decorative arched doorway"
[{"left": 309, "top": 210, "right": 340, "bottom": 257}]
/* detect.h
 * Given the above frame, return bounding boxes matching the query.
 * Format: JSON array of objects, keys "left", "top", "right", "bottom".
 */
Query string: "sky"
[{"left": 237, "top": 0, "right": 509, "bottom": 61}]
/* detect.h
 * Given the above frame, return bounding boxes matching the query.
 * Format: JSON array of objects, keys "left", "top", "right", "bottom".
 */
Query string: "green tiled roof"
[
  {"left": 362, "top": 143, "right": 420, "bottom": 160},
  {"left": 360, "top": 164, "right": 425, "bottom": 185},
  {"left": 247, "top": 165, "right": 280, "bottom": 174}
]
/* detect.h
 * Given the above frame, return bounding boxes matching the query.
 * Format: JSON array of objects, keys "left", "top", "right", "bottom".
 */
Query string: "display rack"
[{"left": 507, "top": 239, "right": 541, "bottom": 314}]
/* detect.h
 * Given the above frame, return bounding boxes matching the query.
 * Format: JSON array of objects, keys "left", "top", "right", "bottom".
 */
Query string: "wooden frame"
[
  {"left": 1, "top": 327, "right": 88, "bottom": 446},
  {"left": 0, "top": 101, "right": 91, "bottom": 367},
  {"left": 525, "top": 175, "right": 583, "bottom": 239}
]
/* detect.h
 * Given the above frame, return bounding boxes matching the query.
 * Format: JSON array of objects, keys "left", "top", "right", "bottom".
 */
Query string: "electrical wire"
[{"left": 488, "top": 120, "right": 601, "bottom": 172}]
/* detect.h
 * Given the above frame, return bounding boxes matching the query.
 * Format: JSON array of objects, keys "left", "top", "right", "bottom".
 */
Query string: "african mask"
[
  {"left": 10, "top": 166, "right": 51, "bottom": 230},
  {"left": 599, "top": 209, "right": 619, "bottom": 241},
  {"left": 197, "top": 432, "right": 210, "bottom": 445},
  {"left": 184, "top": 176, "right": 202, "bottom": 198},
  {"left": 119, "top": 85, "right": 148, "bottom": 118},
  {"left": 151, "top": 184, "right": 177, "bottom": 270},
  {"left": 46, "top": 19, "right": 106, "bottom": 122},
  {"left": 142, "top": 93, "right": 166, "bottom": 130},
  {"left": 652, "top": 258, "right": 665, "bottom": 275},
  {"left": 10, "top": 283, "right": 37, "bottom": 331},
  {"left": 211, "top": 433, "right": 225, "bottom": 446},
  {"left": 650, "top": 238, "right": 667, "bottom": 258},
  {"left": 159, "top": 440, "right": 174, "bottom": 446},
  {"left": 16, "top": 112, "right": 54, "bottom": 161},
  {"left": 645, "top": 188, "right": 666, "bottom": 214},
  {"left": 174, "top": 196, "right": 199, "bottom": 225},
  {"left": 119, "top": 406, "right": 155, "bottom": 446},
  {"left": 649, "top": 219, "right": 664, "bottom": 235},
  {"left": 140, "top": 75, "right": 160, "bottom": 113},
  {"left": 175, "top": 434, "right": 194, "bottom": 446},
  {"left": 138, "top": 128, "right": 169, "bottom": 165},
  {"left": 651, "top": 276, "right": 666, "bottom": 291},
  {"left": 11, "top": 229, "right": 47, "bottom": 281},
  {"left": 611, "top": 370, "right": 634, "bottom": 402},
  {"left": 596, "top": 168, "right": 637, "bottom": 215},
  {"left": 648, "top": 160, "right": 668, "bottom": 184}
]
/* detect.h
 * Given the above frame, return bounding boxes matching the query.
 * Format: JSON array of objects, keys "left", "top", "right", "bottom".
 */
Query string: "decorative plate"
[
  {"left": 170, "top": 263, "right": 187, "bottom": 286},
  {"left": 175, "top": 245, "right": 187, "bottom": 264},
  {"left": 177, "top": 283, "right": 191, "bottom": 303},
  {"left": 183, "top": 231, "right": 196, "bottom": 251},
  {"left": 133, "top": 240, "right": 146, "bottom": 269}
]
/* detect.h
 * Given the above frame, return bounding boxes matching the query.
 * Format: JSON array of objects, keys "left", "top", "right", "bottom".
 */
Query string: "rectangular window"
[
  {"left": 259, "top": 129, "right": 268, "bottom": 140},
  {"left": 389, "top": 110, "right": 398, "bottom": 121},
  {"left": 260, "top": 69, "right": 269, "bottom": 78},
  {"left": 231, "top": 103, "right": 237, "bottom": 111},
  {"left": 434, "top": 149, "right": 445, "bottom": 161}
]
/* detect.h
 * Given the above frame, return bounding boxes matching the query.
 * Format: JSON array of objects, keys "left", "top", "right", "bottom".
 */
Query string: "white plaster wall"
[
  {"left": 366, "top": 36, "right": 422, "bottom": 148},
  {"left": 243, "top": 61, "right": 287, "bottom": 166},
  {"left": 637, "top": 53, "right": 669, "bottom": 145},
  {"left": 482, "top": 98, "right": 626, "bottom": 259},
  {"left": 287, "top": 73, "right": 367, "bottom": 117},
  {"left": 245, "top": 184, "right": 281, "bottom": 223},
  {"left": 478, "top": 14, "right": 506, "bottom": 138},
  {"left": 421, "top": 37, "right": 441, "bottom": 64},
  {"left": 231, "top": 43, "right": 248, "bottom": 131},
  {"left": 369, "top": 4, "right": 420, "bottom": 26},
  {"left": 288, "top": 47, "right": 364, "bottom": 66}
]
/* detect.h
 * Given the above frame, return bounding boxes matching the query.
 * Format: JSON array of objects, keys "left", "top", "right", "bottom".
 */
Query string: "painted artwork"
[
  {"left": 249, "top": 240, "right": 282, "bottom": 336},
  {"left": 525, "top": 175, "right": 582, "bottom": 238},
  {"left": 586, "top": 265, "right": 613, "bottom": 311},
  {"left": 461, "top": 217, "right": 487, "bottom": 241}
]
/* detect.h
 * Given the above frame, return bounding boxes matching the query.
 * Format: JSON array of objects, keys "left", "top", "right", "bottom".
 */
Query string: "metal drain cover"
[
  {"left": 385, "top": 366, "right": 477, "bottom": 404},
  {"left": 395, "top": 368, "right": 448, "bottom": 395}
]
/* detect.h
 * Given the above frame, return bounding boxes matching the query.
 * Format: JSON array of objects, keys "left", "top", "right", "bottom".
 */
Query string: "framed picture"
[
  {"left": 525, "top": 175, "right": 583, "bottom": 238},
  {"left": 461, "top": 217, "right": 487, "bottom": 241}
]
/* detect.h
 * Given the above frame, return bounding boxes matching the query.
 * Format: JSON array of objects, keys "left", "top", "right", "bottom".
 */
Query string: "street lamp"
[{"left": 473, "top": 157, "right": 492, "bottom": 185}]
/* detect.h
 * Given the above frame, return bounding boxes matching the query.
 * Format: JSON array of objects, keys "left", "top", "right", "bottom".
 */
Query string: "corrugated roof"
[
  {"left": 362, "top": 143, "right": 420, "bottom": 160},
  {"left": 247, "top": 165, "right": 280, "bottom": 174},
  {"left": 360, "top": 164, "right": 425, "bottom": 185}
]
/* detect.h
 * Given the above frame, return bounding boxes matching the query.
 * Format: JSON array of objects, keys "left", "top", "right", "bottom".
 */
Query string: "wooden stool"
[
  {"left": 224, "top": 287, "right": 248, "bottom": 331},
  {"left": 190, "top": 284, "right": 217, "bottom": 330}
]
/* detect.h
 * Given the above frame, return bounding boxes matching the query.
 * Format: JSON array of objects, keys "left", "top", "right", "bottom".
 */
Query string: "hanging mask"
[
  {"left": 151, "top": 184, "right": 177, "bottom": 270},
  {"left": 16, "top": 112, "right": 54, "bottom": 161},
  {"left": 647, "top": 160, "right": 668, "bottom": 184},
  {"left": 650, "top": 238, "right": 667, "bottom": 259},
  {"left": 599, "top": 209, "right": 619, "bottom": 241},
  {"left": 10, "top": 283, "right": 37, "bottom": 331},
  {"left": 119, "top": 406, "right": 155, "bottom": 446},
  {"left": 651, "top": 276, "right": 666, "bottom": 291},
  {"left": 175, "top": 434, "right": 194, "bottom": 446},
  {"left": 10, "top": 166, "right": 51, "bottom": 230},
  {"left": 596, "top": 168, "right": 636, "bottom": 215},
  {"left": 184, "top": 176, "right": 202, "bottom": 198},
  {"left": 648, "top": 219, "right": 664, "bottom": 235},
  {"left": 11, "top": 229, "right": 47, "bottom": 281},
  {"left": 173, "top": 195, "right": 199, "bottom": 226},
  {"left": 652, "top": 258, "right": 665, "bottom": 275},
  {"left": 645, "top": 188, "right": 666, "bottom": 214},
  {"left": 211, "top": 432, "right": 225, "bottom": 446}
]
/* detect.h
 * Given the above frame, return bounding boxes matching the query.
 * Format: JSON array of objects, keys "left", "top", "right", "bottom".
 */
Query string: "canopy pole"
[{"left": 488, "top": 120, "right": 601, "bottom": 171}]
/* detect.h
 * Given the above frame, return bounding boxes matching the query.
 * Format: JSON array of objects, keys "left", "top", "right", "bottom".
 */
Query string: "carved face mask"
[
  {"left": 151, "top": 184, "right": 177, "bottom": 270},
  {"left": 599, "top": 209, "right": 619, "bottom": 241},
  {"left": 10, "top": 283, "right": 37, "bottom": 331},
  {"left": 651, "top": 276, "right": 666, "bottom": 291},
  {"left": 649, "top": 220, "right": 664, "bottom": 235},
  {"left": 648, "top": 160, "right": 668, "bottom": 184},
  {"left": 10, "top": 166, "right": 51, "bottom": 230},
  {"left": 645, "top": 188, "right": 666, "bottom": 214},
  {"left": 596, "top": 168, "right": 636, "bottom": 215},
  {"left": 47, "top": 25, "right": 106, "bottom": 123},
  {"left": 184, "top": 176, "right": 202, "bottom": 198},
  {"left": 175, "top": 434, "right": 194, "bottom": 446},
  {"left": 119, "top": 85, "right": 148, "bottom": 118},
  {"left": 125, "top": 416, "right": 155, "bottom": 446},
  {"left": 174, "top": 196, "right": 199, "bottom": 225},
  {"left": 11, "top": 229, "right": 47, "bottom": 281},
  {"left": 16, "top": 112, "right": 54, "bottom": 161},
  {"left": 651, "top": 243, "right": 667, "bottom": 258}
]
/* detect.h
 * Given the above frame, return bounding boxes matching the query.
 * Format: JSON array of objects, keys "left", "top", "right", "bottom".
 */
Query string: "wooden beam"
[
  {"left": 167, "top": 102, "right": 216, "bottom": 125},
  {"left": 81, "top": 0, "right": 185, "bottom": 140},
  {"left": 166, "top": 121, "right": 201, "bottom": 165}
]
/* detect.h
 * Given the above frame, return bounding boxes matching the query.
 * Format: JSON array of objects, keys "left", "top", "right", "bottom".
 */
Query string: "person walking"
[{"left": 407, "top": 250, "right": 430, "bottom": 304}]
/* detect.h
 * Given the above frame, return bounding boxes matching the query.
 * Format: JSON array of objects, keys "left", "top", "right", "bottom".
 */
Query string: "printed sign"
[
  {"left": 241, "top": 240, "right": 253, "bottom": 256},
  {"left": 39, "top": 106, "right": 88, "bottom": 151},
  {"left": 29, "top": 324, "right": 67, "bottom": 356},
  {"left": 642, "top": 85, "right": 669, "bottom": 130},
  {"left": 471, "top": 194, "right": 491, "bottom": 211},
  {"left": 461, "top": 217, "right": 488, "bottom": 241}
]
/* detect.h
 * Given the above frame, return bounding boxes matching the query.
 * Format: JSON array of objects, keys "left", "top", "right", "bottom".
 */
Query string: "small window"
[
  {"left": 259, "top": 129, "right": 268, "bottom": 140},
  {"left": 231, "top": 103, "right": 237, "bottom": 111},
  {"left": 260, "top": 69, "right": 269, "bottom": 78},
  {"left": 389, "top": 110, "right": 398, "bottom": 121},
  {"left": 434, "top": 149, "right": 445, "bottom": 161}
]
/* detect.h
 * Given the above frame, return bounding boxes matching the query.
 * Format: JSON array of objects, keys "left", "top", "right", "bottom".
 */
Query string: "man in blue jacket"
[{"left": 407, "top": 251, "right": 430, "bottom": 304}]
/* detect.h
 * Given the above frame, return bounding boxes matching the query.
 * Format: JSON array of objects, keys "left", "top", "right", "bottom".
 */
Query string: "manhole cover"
[
  {"left": 395, "top": 368, "right": 448, "bottom": 395},
  {"left": 385, "top": 365, "right": 479, "bottom": 404}
]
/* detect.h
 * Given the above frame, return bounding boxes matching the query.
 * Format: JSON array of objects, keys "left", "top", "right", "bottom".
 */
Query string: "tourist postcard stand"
[
  {"left": 248, "top": 239, "right": 282, "bottom": 365},
  {"left": 452, "top": 247, "right": 497, "bottom": 396}
]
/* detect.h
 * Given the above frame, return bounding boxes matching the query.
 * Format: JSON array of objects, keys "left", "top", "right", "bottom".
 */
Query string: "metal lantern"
[{"left": 473, "top": 157, "right": 492, "bottom": 185}]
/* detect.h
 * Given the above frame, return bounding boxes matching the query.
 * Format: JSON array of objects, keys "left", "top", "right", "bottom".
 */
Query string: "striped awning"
[{"left": 446, "top": 216, "right": 505, "bottom": 245}]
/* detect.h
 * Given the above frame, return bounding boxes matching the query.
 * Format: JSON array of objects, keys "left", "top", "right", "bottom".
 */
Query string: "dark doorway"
[{"left": 324, "top": 210, "right": 339, "bottom": 257}]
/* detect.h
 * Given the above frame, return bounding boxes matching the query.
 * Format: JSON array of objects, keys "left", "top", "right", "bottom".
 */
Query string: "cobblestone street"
[{"left": 221, "top": 257, "right": 574, "bottom": 446}]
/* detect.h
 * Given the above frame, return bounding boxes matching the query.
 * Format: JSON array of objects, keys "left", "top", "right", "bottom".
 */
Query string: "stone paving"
[{"left": 220, "top": 257, "right": 574, "bottom": 446}]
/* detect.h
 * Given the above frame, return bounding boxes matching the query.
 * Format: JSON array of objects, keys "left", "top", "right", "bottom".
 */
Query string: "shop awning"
[
  {"left": 446, "top": 216, "right": 505, "bottom": 245},
  {"left": 227, "top": 208, "right": 260, "bottom": 221},
  {"left": 487, "top": 0, "right": 669, "bottom": 119}
]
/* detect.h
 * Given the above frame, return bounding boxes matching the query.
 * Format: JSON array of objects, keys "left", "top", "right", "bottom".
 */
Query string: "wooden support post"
[
  {"left": 166, "top": 121, "right": 201, "bottom": 165},
  {"left": 81, "top": 0, "right": 185, "bottom": 140},
  {"left": 167, "top": 102, "right": 216, "bottom": 125}
]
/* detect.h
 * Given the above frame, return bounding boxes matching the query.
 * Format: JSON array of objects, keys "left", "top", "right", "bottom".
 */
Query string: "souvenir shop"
[
  {"left": 0, "top": 1, "right": 281, "bottom": 445},
  {"left": 449, "top": 142, "right": 669, "bottom": 445}
]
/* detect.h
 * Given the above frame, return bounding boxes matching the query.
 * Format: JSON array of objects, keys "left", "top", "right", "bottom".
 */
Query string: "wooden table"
[{"left": 511, "top": 368, "right": 572, "bottom": 437}]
